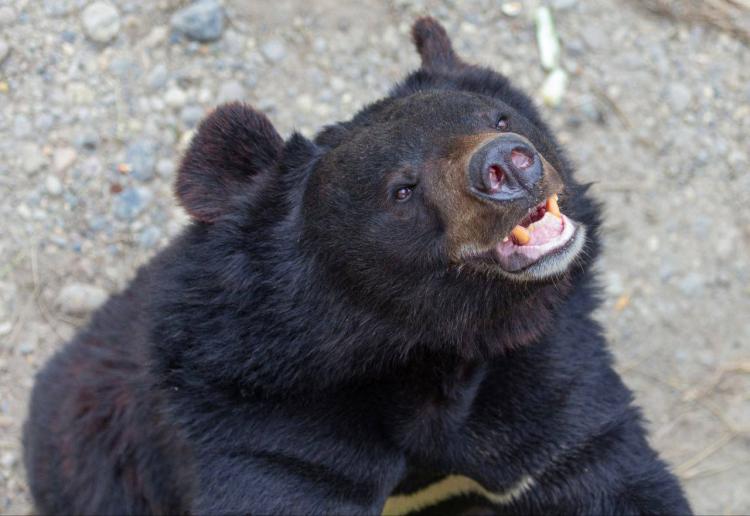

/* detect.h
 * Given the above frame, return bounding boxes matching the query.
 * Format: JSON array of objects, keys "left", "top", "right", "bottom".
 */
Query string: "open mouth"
[{"left": 496, "top": 195, "right": 585, "bottom": 279}]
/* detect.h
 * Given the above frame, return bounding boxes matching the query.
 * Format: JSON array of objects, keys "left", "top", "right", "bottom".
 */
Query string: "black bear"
[{"left": 24, "top": 18, "right": 691, "bottom": 515}]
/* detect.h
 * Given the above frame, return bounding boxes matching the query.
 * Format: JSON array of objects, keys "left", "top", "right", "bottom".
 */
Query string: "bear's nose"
[{"left": 468, "top": 136, "right": 543, "bottom": 202}]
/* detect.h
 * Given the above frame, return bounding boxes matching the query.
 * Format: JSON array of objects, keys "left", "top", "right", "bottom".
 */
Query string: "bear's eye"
[
  {"left": 496, "top": 116, "right": 510, "bottom": 131},
  {"left": 394, "top": 186, "right": 413, "bottom": 202}
]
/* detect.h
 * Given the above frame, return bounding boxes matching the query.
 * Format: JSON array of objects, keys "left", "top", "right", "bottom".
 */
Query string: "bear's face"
[
  {"left": 301, "top": 89, "right": 585, "bottom": 283},
  {"left": 171, "top": 18, "right": 600, "bottom": 372}
]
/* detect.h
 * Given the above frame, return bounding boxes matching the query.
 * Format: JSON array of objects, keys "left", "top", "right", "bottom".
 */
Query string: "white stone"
[
  {"left": 45, "top": 175, "right": 63, "bottom": 196},
  {"left": 165, "top": 86, "right": 187, "bottom": 108},
  {"left": 57, "top": 283, "right": 108, "bottom": 315},
  {"left": 81, "top": 2, "right": 121, "bottom": 43},
  {"left": 53, "top": 147, "right": 77, "bottom": 172}
]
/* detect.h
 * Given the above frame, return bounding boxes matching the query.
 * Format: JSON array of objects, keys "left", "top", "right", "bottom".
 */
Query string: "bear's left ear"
[
  {"left": 411, "top": 17, "right": 467, "bottom": 73},
  {"left": 175, "top": 102, "right": 283, "bottom": 223}
]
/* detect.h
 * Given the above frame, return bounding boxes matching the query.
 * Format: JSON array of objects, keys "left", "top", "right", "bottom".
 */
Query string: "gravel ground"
[{"left": 1, "top": 0, "right": 749, "bottom": 513}]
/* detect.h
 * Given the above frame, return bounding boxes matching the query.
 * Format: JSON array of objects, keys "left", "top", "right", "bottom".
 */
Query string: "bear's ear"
[
  {"left": 175, "top": 102, "right": 283, "bottom": 223},
  {"left": 411, "top": 17, "right": 466, "bottom": 73}
]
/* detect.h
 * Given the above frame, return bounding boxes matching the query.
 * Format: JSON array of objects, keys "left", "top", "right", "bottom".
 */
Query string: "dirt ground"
[{"left": 1, "top": 0, "right": 749, "bottom": 514}]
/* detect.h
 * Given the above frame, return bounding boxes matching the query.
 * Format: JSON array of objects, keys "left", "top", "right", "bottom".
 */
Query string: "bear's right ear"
[{"left": 175, "top": 102, "right": 283, "bottom": 223}]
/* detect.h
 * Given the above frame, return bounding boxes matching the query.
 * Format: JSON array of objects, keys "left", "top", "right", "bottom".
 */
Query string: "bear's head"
[{"left": 163, "top": 18, "right": 601, "bottom": 390}]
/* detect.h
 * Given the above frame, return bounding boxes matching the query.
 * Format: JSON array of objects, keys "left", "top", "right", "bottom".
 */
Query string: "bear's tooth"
[
  {"left": 546, "top": 194, "right": 561, "bottom": 219},
  {"left": 511, "top": 225, "right": 531, "bottom": 245}
]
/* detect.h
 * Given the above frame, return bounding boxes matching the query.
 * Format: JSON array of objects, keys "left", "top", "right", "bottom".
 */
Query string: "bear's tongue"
[{"left": 506, "top": 195, "right": 561, "bottom": 246}]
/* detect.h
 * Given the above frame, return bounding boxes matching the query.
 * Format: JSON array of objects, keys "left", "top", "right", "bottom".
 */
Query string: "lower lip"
[{"left": 496, "top": 215, "right": 577, "bottom": 272}]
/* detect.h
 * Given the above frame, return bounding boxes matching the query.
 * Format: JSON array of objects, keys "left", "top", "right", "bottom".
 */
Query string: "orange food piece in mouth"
[
  {"left": 546, "top": 194, "right": 561, "bottom": 219},
  {"left": 511, "top": 225, "right": 531, "bottom": 245},
  {"left": 509, "top": 195, "right": 561, "bottom": 246}
]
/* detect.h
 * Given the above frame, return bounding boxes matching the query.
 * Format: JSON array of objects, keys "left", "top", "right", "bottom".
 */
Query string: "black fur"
[{"left": 24, "top": 17, "right": 691, "bottom": 515}]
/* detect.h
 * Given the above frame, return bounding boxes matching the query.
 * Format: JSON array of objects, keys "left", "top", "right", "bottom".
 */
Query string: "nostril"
[
  {"left": 510, "top": 147, "right": 534, "bottom": 170},
  {"left": 487, "top": 164, "right": 504, "bottom": 192}
]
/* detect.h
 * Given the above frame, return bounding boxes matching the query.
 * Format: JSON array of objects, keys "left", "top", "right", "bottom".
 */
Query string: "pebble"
[
  {"left": 45, "top": 175, "right": 63, "bottom": 196},
  {"left": 19, "top": 143, "right": 47, "bottom": 173},
  {"left": 81, "top": 1, "right": 121, "bottom": 44},
  {"left": 19, "top": 341, "right": 35, "bottom": 355},
  {"left": 147, "top": 64, "right": 169, "bottom": 91},
  {"left": 678, "top": 272, "right": 705, "bottom": 296},
  {"left": 156, "top": 158, "right": 176, "bottom": 178},
  {"left": 500, "top": 2, "right": 522, "bottom": 17},
  {"left": 57, "top": 283, "right": 108, "bottom": 315},
  {"left": 0, "top": 452, "right": 15, "bottom": 469},
  {"left": 13, "top": 115, "right": 32, "bottom": 138},
  {"left": 125, "top": 140, "right": 158, "bottom": 181},
  {"left": 170, "top": 0, "right": 225, "bottom": 42},
  {"left": 138, "top": 226, "right": 162, "bottom": 249},
  {"left": 165, "top": 86, "right": 187, "bottom": 108},
  {"left": 261, "top": 39, "right": 287, "bottom": 63},
  {"left": 75, "top": 132, "right": 99, "bottom": 151},
  {"left": 0, "top": 38, "right": 9, "bottom": 63},
  {"left": 0, "top": 6, "right": 15, "bottom": 26},
  {"left": 666, "top": 83, "right": 693, "bottom": 112},
  {"left": 217, "top": 80, "right": 245, "bottom": 104},
  {"left": 53, "top": 147, "right": 77, "bottom": 172},
  {"left": 581, "top": 25, "right": 608, "bottom": 51},
  {"left": 113, "top": 187, "right": 152, "bottom": 220},
  {"left": 551, "top": 0, "right": 577, "bottom": 9},
  {"left": 180, "top": 105, "right": 204, "bottom": 127}
]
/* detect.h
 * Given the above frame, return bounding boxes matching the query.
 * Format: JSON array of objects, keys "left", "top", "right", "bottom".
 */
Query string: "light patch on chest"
[{"left": 382, "top": 473, "right": 535, "bottom": 515}]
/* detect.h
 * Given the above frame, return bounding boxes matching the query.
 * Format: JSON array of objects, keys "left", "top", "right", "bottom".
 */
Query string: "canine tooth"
[
  {"left": 502, "top": 236, "right": 509, "bottom": 243},
  {"left": 546, "top": 194, "right": 561, "bottom": 219},
  {"left": 511, "top": 225, "right": 531, "bottom": 245}
]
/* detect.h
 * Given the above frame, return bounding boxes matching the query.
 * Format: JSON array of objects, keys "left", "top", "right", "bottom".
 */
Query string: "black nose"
[{"left": 468, "top": 136, "right": 543, "bottom": 202}]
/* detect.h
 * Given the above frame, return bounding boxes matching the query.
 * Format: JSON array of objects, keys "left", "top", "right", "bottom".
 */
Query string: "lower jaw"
[{"left": 496, "top": 222, "right": 586, "bottom": 282}]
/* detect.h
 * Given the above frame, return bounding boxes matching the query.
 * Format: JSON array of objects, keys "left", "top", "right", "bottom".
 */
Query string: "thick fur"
[{"left": 24, "top": 17, "right": 691, "bottom": 515}]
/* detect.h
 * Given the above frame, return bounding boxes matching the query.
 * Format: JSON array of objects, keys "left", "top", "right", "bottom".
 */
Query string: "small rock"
[
  {"left": 113, "top": 187, "right": 152, "bottom": 220},
  {"left": 45, "top": 175, "right": 63, "bottom": 196},
  {"left": 138, "top": 226, "right": 162, "bottom": 249},
  {"left": 0, "top": 451, "right": 15, "bottom": 468},
  {"left": 13, "top": 115, "right": 32, "bottom": 138},
  {"left": 500, "top": 2, "right": 522, "bottom": 17},
  {"left": 217, "top": 80, "right": 245, "bottom": 104},
  {"left": 19, "top": 341, "right": 35, "bottom": 355},
  {"left": 551, "top": 0, "right": 577, "bottom": 9},
  {"left": 35, "top": 113, "right": 56, "bottom": 131},
  {"left": 75, "top": 132, "right": 99, "bottom": 151},
  {"left": 170, "top": 0, "right": 225, "bottom": 42},
  {"left": 580, "top": 25, "right": 607, "bottom": 51},
  {"left": 578, "top": 94, "right": 605, "bottom": 124},
  {"left": 143, "top": 25, "right": 168, "bottom": 47},
  {"left": 81, "top": 1, "right": 121, "bottom": 44},
  {"left": 678, "top": 272, "right": 704, "bottom": 296},
  {"left": 666, "top": 83, "right": 692, "bottom": 112},
  {"left": 165, "top": 86, "right": 187, "bottom": 108},
  {"left": 0, "top": 6, "right": 15, "bottom": 27},
  {"left": 261, "top": 39, "right": 286, "bottom": 63},
  {"left": 605, "top": 271, "right": 624, "bottom": 296},
  {"left": 147, "top": 64, "right": 169, "bottom": 91},
  {"left": 0, "top": 39, "right": 9, "bottom": 63},
  {"left": 53, "top": 147, "right": 77, "bottom": 172},
  {"left": 125, "top": 140, "right": 158, "bottom": 181},
  {"left": 156, "top": 158, "right": 176, "bottom": 178},
  {"left": 19, "top": 143, "right": 47, "bottom": 173},
  {"left": 180, "top": 105, "right": 204, "bottom": 127},
  {"left": 57, "top": 283, "right": 108, "bottom": 315},
  {"left": 61, "top": 30, "right": 77, "bottom": 43}
]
